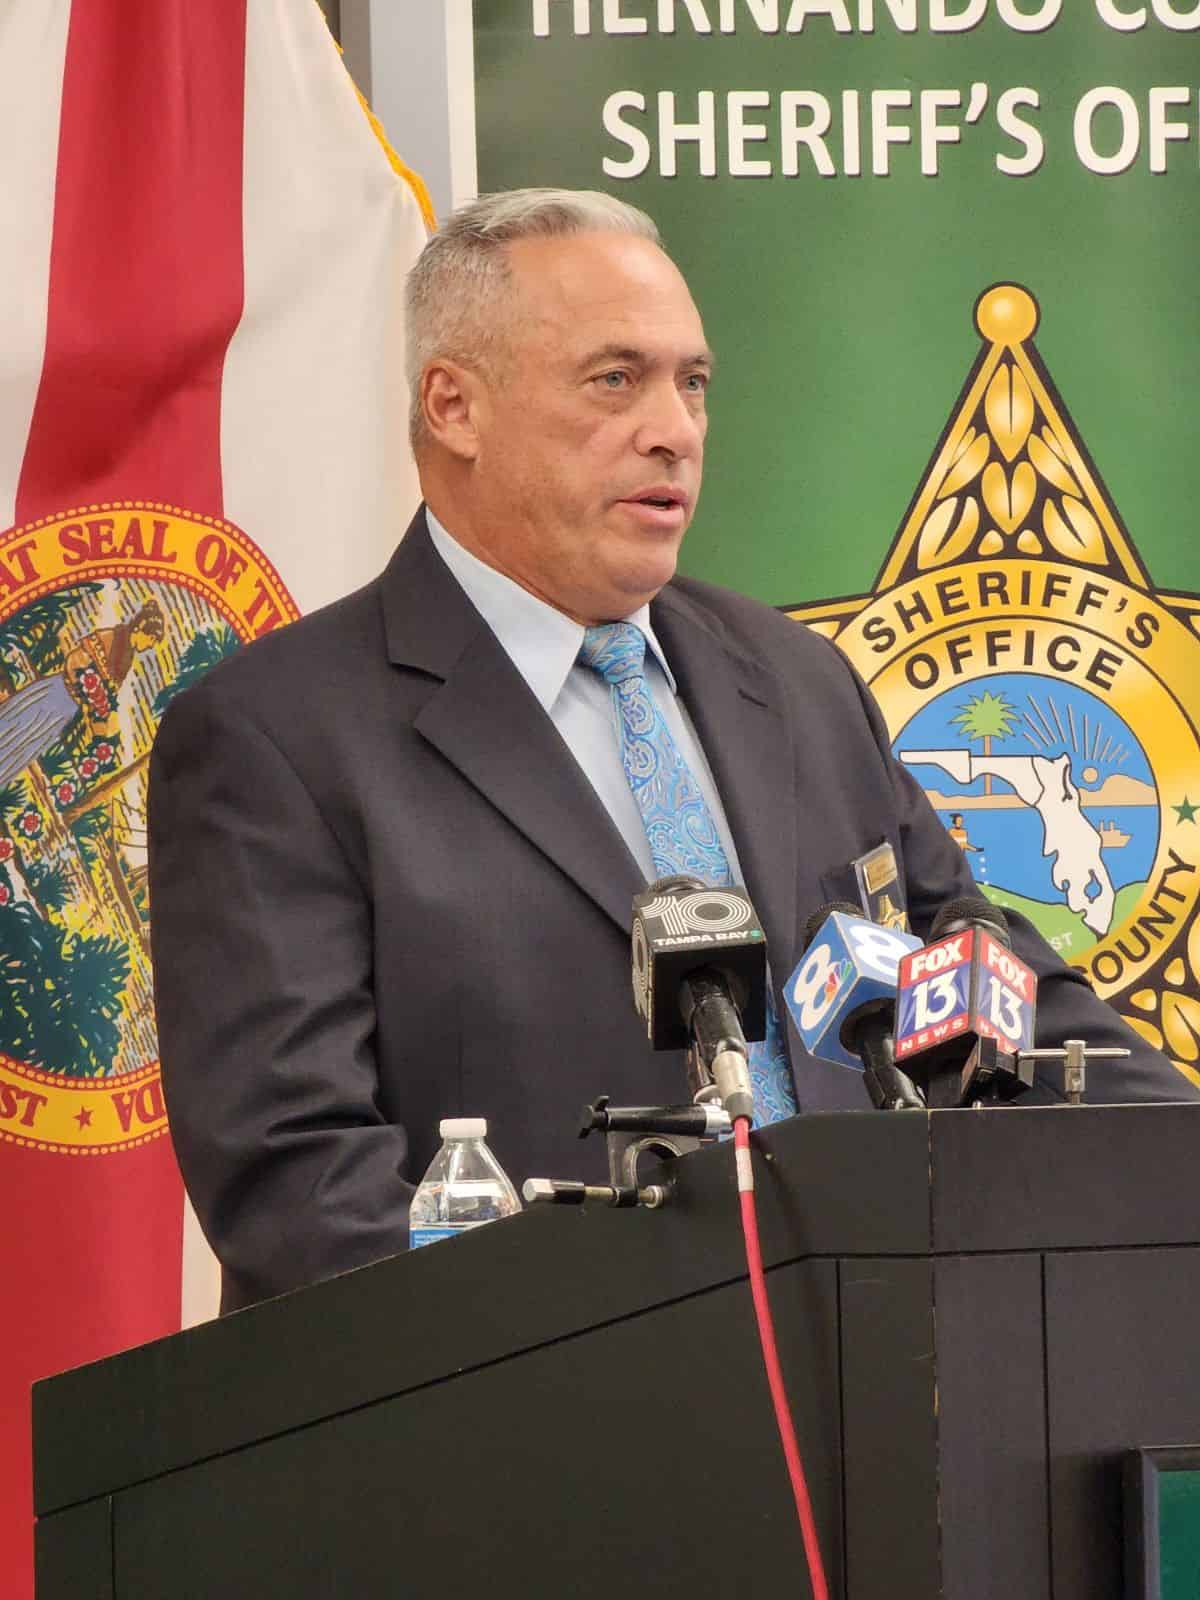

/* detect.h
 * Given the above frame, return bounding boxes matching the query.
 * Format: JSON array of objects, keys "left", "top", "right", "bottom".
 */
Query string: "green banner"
[{"left": 474, "top": 3, "right": 1200, "bottom": 1084}]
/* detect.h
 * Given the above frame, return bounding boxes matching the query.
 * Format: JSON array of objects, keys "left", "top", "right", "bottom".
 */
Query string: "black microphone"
[
  {"left": 894, "top": 896, "right": 1038, "bottom": 1107},
  {"left": 932, "top": 894, "right": 1012, "bottom": 943},
  {"left": 787, "top": 902, "right": 925, "bottom": 1111},
  {"left": 631, "top": 876, "right": 766, "bottom": 1123}
]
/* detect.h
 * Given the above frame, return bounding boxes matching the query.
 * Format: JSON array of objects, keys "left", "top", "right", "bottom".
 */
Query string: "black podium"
[{"left": 33, "top": 1104, "right": 1200, "bottom": 1599}]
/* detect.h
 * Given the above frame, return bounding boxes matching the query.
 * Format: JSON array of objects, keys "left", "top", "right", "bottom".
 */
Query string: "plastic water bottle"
[{"left": 408, "top": 1118, "right": 522, "bottom": 1249}]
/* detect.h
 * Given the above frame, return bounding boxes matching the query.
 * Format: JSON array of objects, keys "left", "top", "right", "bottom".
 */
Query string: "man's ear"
[{"left": 421, "top": 360, "right": 486, "bottom": 461}]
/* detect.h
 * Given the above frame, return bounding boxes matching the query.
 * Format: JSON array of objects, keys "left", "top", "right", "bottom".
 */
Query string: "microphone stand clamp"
[
  {"left": 958, "top": 1036, "right": 1131, "bottom": 1107},
  {"left": 1012, "top": 1038, "right": 1131, "bottom": 1106},
  {"left": 521, "top": 1098, "right": 732, "bottom": 1214},
  {"left": 578, "top": 1094, "right": 732, "bottom": 1188}
]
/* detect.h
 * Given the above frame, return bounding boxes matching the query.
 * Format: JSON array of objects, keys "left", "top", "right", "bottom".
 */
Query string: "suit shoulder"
[
  {"left": 663, "top": 573, "right": 850, "bottom": 675},
  {"left": 157, "top": 575, "right": 386, "bottom": 735}
]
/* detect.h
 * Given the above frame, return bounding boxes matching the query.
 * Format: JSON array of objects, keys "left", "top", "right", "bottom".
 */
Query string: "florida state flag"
[{"left": 0, "top": 2, "right": 429, "bottom": 1590}]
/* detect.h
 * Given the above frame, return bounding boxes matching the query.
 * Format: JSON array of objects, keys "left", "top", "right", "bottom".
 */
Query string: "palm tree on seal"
[
  {"left": 951, "top": 691, "right": 1018, "bottom": 798},
  {"left": 0, "top": 900, "right": 129, "bottom": 1075}
]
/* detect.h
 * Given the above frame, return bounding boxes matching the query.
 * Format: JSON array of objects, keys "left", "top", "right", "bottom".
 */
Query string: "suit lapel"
[
  {"left": 651, "top": 586, "right": 800, "bottom": 975},
  {"left": 380, "top": 514, "right": 643, "bottom": 934}
]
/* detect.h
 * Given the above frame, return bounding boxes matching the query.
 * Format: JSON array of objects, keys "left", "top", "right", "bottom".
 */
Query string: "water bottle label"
[{"left": 409, "top": 1222, "right": 488, "bottom": 1250}]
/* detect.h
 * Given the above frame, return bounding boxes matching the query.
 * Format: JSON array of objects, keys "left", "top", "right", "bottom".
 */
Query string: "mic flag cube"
[
  {"left": 894, "top": 929, "right": 1036, "bottom": 1066},
  {"left": 784, "top": 911, "right": 920, "bottom": 1070},
  {"left": 631, "top": 882, "right": 767, "bottom": 1051}
]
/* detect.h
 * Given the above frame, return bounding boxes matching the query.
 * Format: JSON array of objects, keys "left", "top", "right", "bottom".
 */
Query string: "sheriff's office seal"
[
  {"left": 788, "top": 287, "right": 1200, "bottom": 1089},
  {"left": 0, "top": 502, "right": 298, "bottom": 1152}
]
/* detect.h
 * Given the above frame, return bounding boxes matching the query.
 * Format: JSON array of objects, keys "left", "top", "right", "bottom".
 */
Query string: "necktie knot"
[{"left": 578, "top": 622, "right": 647, "bottom": 686}]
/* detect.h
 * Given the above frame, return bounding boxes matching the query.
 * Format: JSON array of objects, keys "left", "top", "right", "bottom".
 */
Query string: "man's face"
[{"left": 456, "top": 231, "right": 711, "bottom": 624}]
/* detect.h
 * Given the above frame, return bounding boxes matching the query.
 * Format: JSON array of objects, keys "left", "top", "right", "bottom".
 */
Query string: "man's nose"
[{"left": 633, "top": 381, "right": 705, "bottom": 459}]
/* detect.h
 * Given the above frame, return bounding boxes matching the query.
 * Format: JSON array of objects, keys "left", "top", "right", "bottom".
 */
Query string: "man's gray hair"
[{"left": 405, "top": 188, "right": 662, "bottom": 448}]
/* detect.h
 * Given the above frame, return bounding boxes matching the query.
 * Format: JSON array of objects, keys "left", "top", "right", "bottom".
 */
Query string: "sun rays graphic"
[{"left": 1017, "top": 690, "right": 1130, "bottom": 775}]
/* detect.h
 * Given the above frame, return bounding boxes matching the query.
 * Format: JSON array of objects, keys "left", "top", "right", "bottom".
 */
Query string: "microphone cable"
[{"left": 733, "top": 1115, "right": 830, "bottom": 1600}]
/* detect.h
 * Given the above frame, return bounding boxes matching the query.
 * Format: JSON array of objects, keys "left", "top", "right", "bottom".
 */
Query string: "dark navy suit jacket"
[{"left": 148, "top": 511, "right": 1194, "bottom": 1311}]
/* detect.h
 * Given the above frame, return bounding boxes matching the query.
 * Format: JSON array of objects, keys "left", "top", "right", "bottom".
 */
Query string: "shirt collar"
[{"left": 423, "top": 507, "right": 678, "bottom": 713}]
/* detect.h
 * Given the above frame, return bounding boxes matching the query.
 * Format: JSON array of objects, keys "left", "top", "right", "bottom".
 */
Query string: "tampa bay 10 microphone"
[
  {"left": 631, "top": 875, "right": 766, "bottom": 1124},
  {"left": 784, "top": 901, "right": 925, "bottom": 1110},
  {"left": 893, "top": 896, "right": 1037, "bottom": 1107}
]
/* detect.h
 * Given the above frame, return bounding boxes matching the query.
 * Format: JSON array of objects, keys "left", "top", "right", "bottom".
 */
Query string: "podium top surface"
[{"left": 33, "top": 1102, "right": 1200, "bottom": 1517}]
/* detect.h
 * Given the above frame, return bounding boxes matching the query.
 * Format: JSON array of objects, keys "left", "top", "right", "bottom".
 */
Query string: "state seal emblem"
[
  {"left": 0, "top": 502, "right": 298, "bottom": 1153},
  {"left": 788, "top": 286, "right": 1200, "bottom": 1090}
]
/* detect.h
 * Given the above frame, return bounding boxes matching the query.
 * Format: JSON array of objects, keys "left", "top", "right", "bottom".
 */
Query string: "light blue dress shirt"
[{"left": 424, "top": 508, "right": 746, "bottom": 886}]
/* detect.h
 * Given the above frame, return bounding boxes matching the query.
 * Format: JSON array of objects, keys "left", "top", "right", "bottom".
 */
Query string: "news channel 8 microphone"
[
  {"left": 631, "top": 878, "right": 767, "bottom": 1051},
  {"left": 785, "top": 909, "right": 920, "bottom": 1069}
]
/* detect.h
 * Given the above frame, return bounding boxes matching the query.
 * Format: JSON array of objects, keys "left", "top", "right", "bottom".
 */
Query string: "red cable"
[{"left": 733, "top": 1116, "right": 830, "bottom": 1600}]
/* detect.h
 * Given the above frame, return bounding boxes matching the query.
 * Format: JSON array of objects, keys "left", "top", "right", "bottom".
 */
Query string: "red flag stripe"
[
  {"left": 5, "top": 4, "right": 250, "bottom": 1595},
  {"left": 15, "top": 0, "right": 248, "bottom": 523},
  {"left": 4, "top": 1143, "right": 189, "bottom": 1600}
]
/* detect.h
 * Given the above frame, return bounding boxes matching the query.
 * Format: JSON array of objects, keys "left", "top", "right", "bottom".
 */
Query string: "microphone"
[
  {"left": 631, "top": 876, "right": 766, "bottom": 1123},
  {"left": 784, "top": 903, "right": 924, "bottom": 1110},
  {"left": 893, "top": 896, "right": 1038, "bottom": 1108}
]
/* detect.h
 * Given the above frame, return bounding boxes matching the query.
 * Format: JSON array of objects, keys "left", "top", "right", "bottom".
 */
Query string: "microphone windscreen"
[
  {"left": 931, "top": 895, "right": 1011, "bottom": 946},
  {"left": 802, "top": 899, "right": 863, "bottom": 953},
  {"left": 648, "top": 873, "right": 707, "bottom": 897}
]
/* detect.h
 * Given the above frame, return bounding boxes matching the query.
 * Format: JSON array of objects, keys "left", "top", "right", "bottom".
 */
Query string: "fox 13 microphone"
[
  {"left": 894, "top": 896, "right": 1038, "bottom": 1108},
  {"left": 630, "top": 875, "right": 767, "bottom": 1124},
  {"left": 784, "top": 902, "right": 925, "bottom": 1110}
]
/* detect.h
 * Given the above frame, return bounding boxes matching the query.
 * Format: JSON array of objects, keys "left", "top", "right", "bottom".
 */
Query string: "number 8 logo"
[
  {"left": 846, "top": 921, "right": 913, "bottom": 981},
  {"left": 790, "top": 941, "right": 836, "bottom": 1032}
]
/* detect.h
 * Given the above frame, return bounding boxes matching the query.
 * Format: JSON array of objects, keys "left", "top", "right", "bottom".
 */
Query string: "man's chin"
[{"left": 586, "top": 555, "right": 680, "bottom": 622}]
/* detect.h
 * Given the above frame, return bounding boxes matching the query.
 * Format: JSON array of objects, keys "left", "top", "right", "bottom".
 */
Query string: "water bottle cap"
[{"left": 439, "top": 1117, "right": 487, "bottom": 1140}]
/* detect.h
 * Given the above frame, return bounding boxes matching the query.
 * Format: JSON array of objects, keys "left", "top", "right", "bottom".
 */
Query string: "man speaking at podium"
[{"left": 148, "top": 188, "right": 1193, "bottom": 1313}]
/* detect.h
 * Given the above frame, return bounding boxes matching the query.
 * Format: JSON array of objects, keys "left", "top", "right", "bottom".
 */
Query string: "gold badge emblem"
[{"left": 789, "top": 287, "right": 1200, "bottom": 1089}]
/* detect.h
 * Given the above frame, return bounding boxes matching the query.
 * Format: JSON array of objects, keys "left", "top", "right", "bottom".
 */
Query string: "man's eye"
[
  {"left": 683, "top": 372, "right": 709, "bottom": 393},
  {"left": 596, "top": 371, "right": 629, "bottom": 390}
]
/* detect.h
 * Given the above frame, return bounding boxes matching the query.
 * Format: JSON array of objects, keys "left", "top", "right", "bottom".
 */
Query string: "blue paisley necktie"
[{"left": 578, "top": 621, "right": 798, "bottom": 1125}]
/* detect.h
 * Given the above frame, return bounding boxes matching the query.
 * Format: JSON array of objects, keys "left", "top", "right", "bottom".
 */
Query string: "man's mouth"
[{"left": 622, "top": 487, "right": 689, "bottom": 514}]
